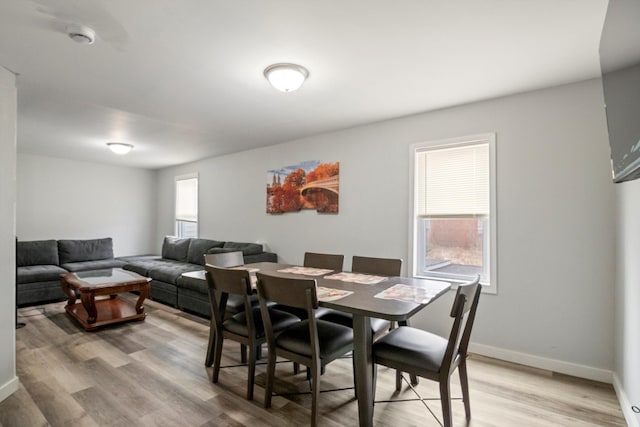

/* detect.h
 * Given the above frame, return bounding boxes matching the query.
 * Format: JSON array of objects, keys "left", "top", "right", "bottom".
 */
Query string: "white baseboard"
[
  {"left": 613, "top": 373, "right": 640, "bottom": 427},
  {"left": 0, "top": 376, "right": 19, "bottom": 403},
  {"left": 468, "top": 342, "right": 613, "bottom": 383}
]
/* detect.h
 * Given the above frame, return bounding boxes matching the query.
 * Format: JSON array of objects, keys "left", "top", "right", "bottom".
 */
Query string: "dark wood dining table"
[
  {"left": 187, "top": 262, "right": 451, "bottom": 427},
  {"left": 248, "top": 262, "right": 452, "bottom": 426}
]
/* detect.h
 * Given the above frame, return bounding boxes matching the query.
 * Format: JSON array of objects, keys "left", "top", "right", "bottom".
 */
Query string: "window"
[
  {"left": 175, "top": 174, "right": 198, "bottom": 238},
  {"left": 409, "top": 134, "right": 497, "bottom": 293}
]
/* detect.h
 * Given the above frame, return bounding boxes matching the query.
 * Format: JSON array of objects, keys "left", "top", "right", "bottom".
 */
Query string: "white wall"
[
  {"left": 614, "top": 179, "right": 640, "bottom": 427},
  {"left": 17, "top": 154, "right": 158, "bottom": 256},
  {"left": 156, "top": 79, "right": 616, "bottom": 381},
  {"left": 0, "top": 67, "right": 18, "bottom": 402}
]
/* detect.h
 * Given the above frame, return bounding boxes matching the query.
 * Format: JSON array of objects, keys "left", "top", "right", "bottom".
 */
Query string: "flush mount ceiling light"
[
  {"left": 66, "top": 24, "right": 96, "bottom": 45},
  {"left": 107, "top": 142, "right": 133, "bottom": 155},
  {"left": 264, "top": 63, "right": 309, "bottom": 92}
]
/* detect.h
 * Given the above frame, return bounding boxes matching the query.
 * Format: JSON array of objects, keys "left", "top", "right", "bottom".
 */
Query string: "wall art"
[{"left": 266, "top": 160, "right": 339, "bottom": 214}]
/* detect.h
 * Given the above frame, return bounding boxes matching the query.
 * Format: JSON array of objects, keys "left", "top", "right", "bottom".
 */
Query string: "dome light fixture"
[
  {"left": 107, "top": 142, "right": 133, "bottom": 155},
  {"left": 66, "top": 24, "right": 96, "bottom": 45},
  {"left": 264, "top": 63, "right": 309, "bottom": 92}
]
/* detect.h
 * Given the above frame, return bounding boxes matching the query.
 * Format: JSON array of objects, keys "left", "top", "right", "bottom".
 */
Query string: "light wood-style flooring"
[{"left": 1, "top": 297, "right": 626, "bottom": 427}]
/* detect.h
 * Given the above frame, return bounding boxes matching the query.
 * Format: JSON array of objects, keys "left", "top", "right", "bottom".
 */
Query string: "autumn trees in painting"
[{"left": 267, "top": 161, "right": 339, "bottom": 214}]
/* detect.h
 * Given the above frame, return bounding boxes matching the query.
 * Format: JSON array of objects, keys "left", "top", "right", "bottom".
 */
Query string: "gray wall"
[
  {"left": 156, "top": 79, "right": 617, "bottom": 382},
  {"left": 0, "top": 67, "right": 17, "bottom": 402},
  {"left": 16, "top": 153, "right": 158, "bottom": 257}
]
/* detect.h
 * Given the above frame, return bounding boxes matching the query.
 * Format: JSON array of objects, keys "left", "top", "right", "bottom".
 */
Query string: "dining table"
[{"left": 184, "top": 261, "right": 451, "bottom": 427}]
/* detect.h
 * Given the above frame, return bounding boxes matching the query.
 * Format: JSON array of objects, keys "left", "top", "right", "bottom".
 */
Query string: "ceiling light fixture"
[
  {"left": 264, "top": 63, "right": 309, "bottom": 92},
  {"left": 66, "top": 24, "right": 96, "bottom": 45},
  {"left": 107, "top": 142, "right": 133, "bottom": 155}
]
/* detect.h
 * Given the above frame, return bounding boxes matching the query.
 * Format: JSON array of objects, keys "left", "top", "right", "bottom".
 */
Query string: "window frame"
[
  {"left": 175, "top": 173, "right": 199, "bottom": 239},
  {"left": 408, "top": 133, "right": 497, "bottom": 294}
]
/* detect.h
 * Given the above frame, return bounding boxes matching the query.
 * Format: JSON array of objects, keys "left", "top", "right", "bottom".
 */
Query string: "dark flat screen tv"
[{"left": 599, "top": 0, "right": 640, "bottom": 183}]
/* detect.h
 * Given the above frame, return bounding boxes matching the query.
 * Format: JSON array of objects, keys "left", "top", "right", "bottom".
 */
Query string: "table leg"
[
  {"left": 353, "top": 314, "right": 373, "bottom": 427},
  {"left": 80, "top": 293, "right": 97, "bottom": 324},
  {"left": 60, "top": 277, "right": 76, "bottom": 306},
  {"left": 136, "top": 283, "right": 150, "bottom": 315}
]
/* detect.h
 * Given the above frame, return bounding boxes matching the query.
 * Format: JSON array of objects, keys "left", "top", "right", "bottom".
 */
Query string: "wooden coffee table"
[{"left": 60, "top": 268, "right": 151, "bottom": 331}]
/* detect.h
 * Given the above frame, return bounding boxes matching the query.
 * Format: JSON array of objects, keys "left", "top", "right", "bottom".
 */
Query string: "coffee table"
[{"left": 60, "top": 268, "right": 151, "bottom": 331}]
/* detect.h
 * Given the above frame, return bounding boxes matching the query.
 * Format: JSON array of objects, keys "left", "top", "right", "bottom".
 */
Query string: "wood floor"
[{"left": 1, "top": 297, "right": 626, "bottom": 427}]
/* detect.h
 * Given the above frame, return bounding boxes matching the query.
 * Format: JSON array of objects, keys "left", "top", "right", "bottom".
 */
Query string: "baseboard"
[
  {"left": 0, "top": 376, "right": 19, "bottom": 403},
  {"left": 468, "top": 342, "right": 613, "bottom": 383},
  {"left": 613, "top": 372, "right": 640, "bottom": 427}
]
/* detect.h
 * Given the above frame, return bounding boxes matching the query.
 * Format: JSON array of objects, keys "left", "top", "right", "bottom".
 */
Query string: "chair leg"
[
  {"left": 264, "top": 351, "right": 277, "bottom": 408},
  {"left": 410, "top": 374, "right": 419, "bottom": 386},
  {"left": 310, "top": 363, "right": 321, "bottom": 427},
  {"left": 205, "top": 323, "right": 215, "bottom": 367},
  {"left": 293, "top": 362, "right": 300, "bottom": 374},
  {"left": 247, "top": 342, "right": 256, "bottom": 400},
  {"left": 459, "top": 359, "right": 471, "bottom": 420},
  {"left": 240, "top": 344, "right": 247, "bottom": 364},
  {"left": 439, "top": 378, "right": 453, "bottom": 427},
  {"left": 212, "top": 334, "right": 224, "bottom": 383},
  {"left": 395, "top": 370, "right": 402, "bottom": 391}
]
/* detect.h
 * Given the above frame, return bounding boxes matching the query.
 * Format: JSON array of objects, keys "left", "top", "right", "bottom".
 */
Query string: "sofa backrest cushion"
[
  {"left": 17, "top": 239, "right": 59, "bottom": 266},
  {"left": 162, "top": 236, "right": 191, "bottom": 262},
  {"left": 187, "top": 238, "right": 225, "bottom": 265},
  {"left": 58, "top": 238, "right": 114, "bottom": 264},
  {"left": 222, "top": 242, "right": 264, "bottom": 256}
]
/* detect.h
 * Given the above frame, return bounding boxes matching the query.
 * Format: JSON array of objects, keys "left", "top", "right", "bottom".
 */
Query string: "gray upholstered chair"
[
  {"left": 372, "top": 275, "right": 482, "bottom": 427},
  {"left": 303, "top": 252, "right": 344, "bottom": 271},
  {"left": 205, "top": 265, "right": 299, "bottom": 400},
  {"left": 256, "top": 272, "right": 354, "bottom": 426}
]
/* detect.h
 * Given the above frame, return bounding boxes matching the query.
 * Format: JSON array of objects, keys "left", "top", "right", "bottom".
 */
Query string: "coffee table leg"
[
  {"left": 136, "top": 283, "right": 150, "bottom": 315},
  {"left": 60, "top": 277, "right": 77, "bottom": 306},
  {"left": 80, "top": 293, "right": 97, "bottom": 324}
]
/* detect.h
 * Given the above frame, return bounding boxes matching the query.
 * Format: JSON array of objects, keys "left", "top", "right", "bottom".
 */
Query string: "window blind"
[
  {"left": 176, "top": 177, "right": 198, "bottom": 222},
  {"left": 416, "top": 142, "right": 489, "bottom": 217}
]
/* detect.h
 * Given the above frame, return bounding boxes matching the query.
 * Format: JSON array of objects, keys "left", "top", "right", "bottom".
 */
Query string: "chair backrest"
[
  {"left": 204, "top": 251, "right": 244, "bottom": 268},
  {"left": 205, "top": 264, "right": 253, "bottom": 326},
  {"left": 351, "top": 255, "right": 402, "bottom": 276},
  {"left": 442, "top": 275, "right": 482, "bottom": 374},
  {"left": 256, "top": 272, "right": 318, "bottom": 313},
  {"left": 303, "top": 252, "right": 344, "bottom": 271}
]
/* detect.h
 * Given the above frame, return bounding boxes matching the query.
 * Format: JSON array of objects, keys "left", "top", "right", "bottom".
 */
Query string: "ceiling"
[{"left": 0, "top": 0, "right": 610, "bottom": 170}]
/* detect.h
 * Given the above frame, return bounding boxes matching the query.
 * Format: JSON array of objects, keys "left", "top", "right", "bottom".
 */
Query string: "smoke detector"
[{"left": 66, "top": 24, "right": 96, "bottom": 45}]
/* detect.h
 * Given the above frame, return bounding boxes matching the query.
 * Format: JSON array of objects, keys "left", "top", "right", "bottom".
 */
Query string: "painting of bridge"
[{"left": 266, "top": 160, "right": 339, "bottom": 214}]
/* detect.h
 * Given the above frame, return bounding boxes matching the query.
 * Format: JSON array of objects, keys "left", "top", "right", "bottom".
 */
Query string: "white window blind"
[
  {"left": 416, "top": 142, "right": 489, "bottom": 217},
  {"left": 176, "top": 177, "right": 198, "bottom": 222}
]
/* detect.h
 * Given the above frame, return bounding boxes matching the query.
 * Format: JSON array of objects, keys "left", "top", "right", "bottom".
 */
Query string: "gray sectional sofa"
[
  {"left": 122, "top": 236, "right": 277, "bottom": 317},
  {"left": 16, "top": 238, "right": 126, "bottom": 306},
  {"left": 16, "top": 236, "right": 276, "bottom": 316}
]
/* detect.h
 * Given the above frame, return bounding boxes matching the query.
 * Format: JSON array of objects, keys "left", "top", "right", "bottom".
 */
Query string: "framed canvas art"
[{"left": 267, "top": 160, "right": 339, "bottom": 214}]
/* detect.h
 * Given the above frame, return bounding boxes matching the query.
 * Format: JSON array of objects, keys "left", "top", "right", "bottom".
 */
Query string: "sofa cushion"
[
  {"left": 187, "top": 238, "right": 225, "bottom": 265},
  {"left": 61, "top": 259, "right": 127, "bottom": 272},
  {"left": 58, "top": 238, "right": 114, "bottom": 264},
  {"left": 148, "top": 261, "right": 202, "bottom": 284},
  {"left": 206, "top": 247, "right": 241, "bottom": 255},
  {"left": 17, "top": 265, "right": 67, "bottom": 284},
  {"left": 161, "top": 236, "right": 191, "bottom": 262},
  {"left": 222, "top": 242, "right": 263, "bottom": 256},
  {"left": 17, "top": 240, "right": 59, "bottom": 266}
]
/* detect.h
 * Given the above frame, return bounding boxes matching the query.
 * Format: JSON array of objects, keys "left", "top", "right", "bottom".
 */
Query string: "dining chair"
[
  {"left": 303, "top": 251, "right": 344, "bottom": 271},
  {"left": 372, "top": 275, "right": 482, "bottom": 427},
  {"left": 351, "top": 255, "right": 402, "bottom": 277},
  {"left": 256, "top": 272, "right": 354, "bottom": 427},
  {"left": 203, "top": 251, "right": 245, "bottom": 268},
  {"left": 204, "top": 251, "right": 257, "bottom": 366},
  {"left": 318, "top": 255, "right": 402, "bottom": 338},
  {"left": 205, "top": 265, "right": 299, "bottom": 400}
]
